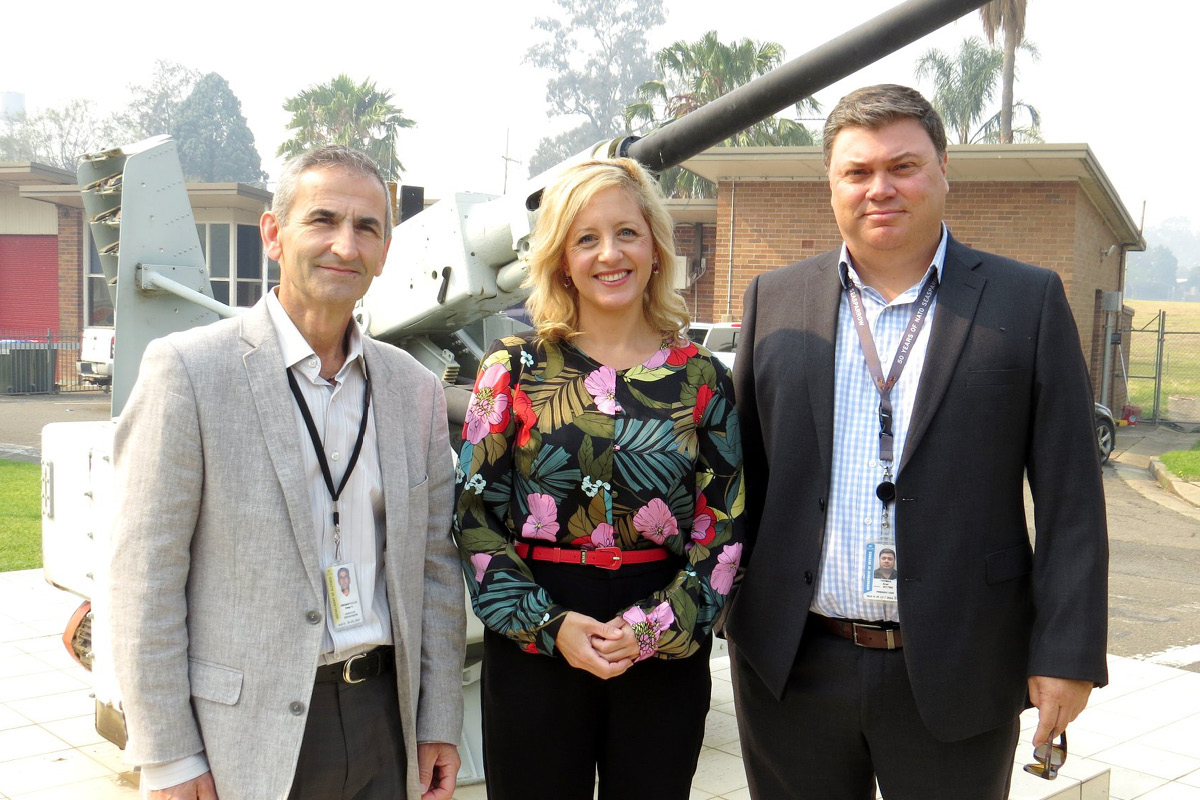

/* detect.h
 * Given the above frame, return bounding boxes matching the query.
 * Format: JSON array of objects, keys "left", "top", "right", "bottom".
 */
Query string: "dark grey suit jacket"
[{"left": 725, "top": 235, "right": 1108, "bottom": 742}]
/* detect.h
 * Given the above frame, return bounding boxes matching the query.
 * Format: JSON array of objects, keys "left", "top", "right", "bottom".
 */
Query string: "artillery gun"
[{"left": 39, "top": 0, "right": 989, "bottom": 782}]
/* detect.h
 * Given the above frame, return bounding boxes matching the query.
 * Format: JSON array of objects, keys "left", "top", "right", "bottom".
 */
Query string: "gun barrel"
[{"left": 624, "top": 0, "right": 989, "bottom": 171}]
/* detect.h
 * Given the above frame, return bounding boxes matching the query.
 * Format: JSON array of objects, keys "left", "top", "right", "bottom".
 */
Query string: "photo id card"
[
  {"left": 862, "top": 541, "right": 899, "bottom": 603},
  {"left": 325, "top": 562, "right": 364, "bottom": 631}
]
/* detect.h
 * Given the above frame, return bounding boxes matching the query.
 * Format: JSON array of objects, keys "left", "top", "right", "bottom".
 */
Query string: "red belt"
[
  {"left": 811, "top": 613, "right": 903, "bottom": 649},
  {"left": 513, "top": 543, "right": 670, "bottom": 571}
]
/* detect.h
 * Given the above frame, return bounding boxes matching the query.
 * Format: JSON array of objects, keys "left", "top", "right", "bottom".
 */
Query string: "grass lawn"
[
  {"left": 1124, "top": 300, "right": 1200, "bottom": 420},
  {"left": 1161, "top": 440, "right": 1200, "bottom": 482},
  {"left": 0, "top": 459, "right": 41, "bottom": 572}
]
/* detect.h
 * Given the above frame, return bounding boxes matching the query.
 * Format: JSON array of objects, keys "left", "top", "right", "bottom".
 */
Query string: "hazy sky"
[{"left": 3, "top": 0, "right": 1193, "bottom": 229}]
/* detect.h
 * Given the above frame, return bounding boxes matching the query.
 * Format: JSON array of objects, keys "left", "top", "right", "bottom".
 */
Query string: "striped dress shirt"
[
  {"left": 266, "top": 289, "right": 391, "bottom": 662},
  {"left": 810, "top": 227, "right": 948, "bottom": 623}
]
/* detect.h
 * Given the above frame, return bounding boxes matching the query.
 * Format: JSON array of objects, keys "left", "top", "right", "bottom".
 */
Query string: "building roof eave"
[{"left": 680, "top": 144, "right": 1146, "bottom": 250}]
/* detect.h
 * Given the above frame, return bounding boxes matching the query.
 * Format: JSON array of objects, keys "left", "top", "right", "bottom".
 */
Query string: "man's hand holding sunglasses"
[{"left": 1027, "top": 675, "right": 1092, "bottom": 746}]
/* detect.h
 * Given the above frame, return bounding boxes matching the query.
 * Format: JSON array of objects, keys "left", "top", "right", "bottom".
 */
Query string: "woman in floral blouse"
[{"left": 454, "top": 158, "right": 744, "bottom": 799}]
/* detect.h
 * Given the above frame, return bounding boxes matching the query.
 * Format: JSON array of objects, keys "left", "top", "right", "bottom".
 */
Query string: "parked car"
[
  {"left": 78, "top": 327, "right": 114, "bottom": 390},
  {"left": 688, "top": 322, "right": 740, "bottom": 370},
  {"left": 1095, "top": 403, "right": 1116, "bottom": 464}
]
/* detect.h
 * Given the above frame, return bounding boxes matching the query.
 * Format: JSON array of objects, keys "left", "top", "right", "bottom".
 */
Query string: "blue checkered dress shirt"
[{"left": 810, "top": 226, "right": 949, "bottom": 623}]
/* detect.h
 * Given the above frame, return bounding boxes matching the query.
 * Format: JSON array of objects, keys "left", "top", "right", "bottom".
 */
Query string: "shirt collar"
[
  {"left": 838, "top": 222, "right": 949, "bottom": 296},
  {"left": 265, "top": 288, "right": 364, "bottom": 382}
]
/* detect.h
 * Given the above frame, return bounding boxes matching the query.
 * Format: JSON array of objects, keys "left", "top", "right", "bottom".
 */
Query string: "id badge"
[
  {"left": 325, "top": 562, "right": 364, "bottom": 631},
  {"left": 862, "top": 541, "right": 899, "bottom": 603}
]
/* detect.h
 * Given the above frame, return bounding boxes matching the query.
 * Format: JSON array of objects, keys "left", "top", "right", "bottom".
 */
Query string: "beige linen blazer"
[{"left": 109, "top": 300, "right": 465, "bottom": 799}]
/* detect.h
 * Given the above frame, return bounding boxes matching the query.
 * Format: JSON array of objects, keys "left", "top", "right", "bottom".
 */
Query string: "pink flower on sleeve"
[
  {"left": 632, "top": 498, "right": 679, "bottom": 544},
  {"left": 710, "top": 542, "right": 743, "bottom": 595},
  {"left": 622, "top": 601, "right": 676, "bottom": 661},
  {"left": 584, "top": 366, "right": 623, "bottom": 415},
  {"left": 470, "top": 553, "right": 492, "bottom": 584},
  {"left": 520, "top": 493, "right": 560, "bottom": 541},
  {"left": 464, "top": 363, "right": 511, "bottom": 444}
]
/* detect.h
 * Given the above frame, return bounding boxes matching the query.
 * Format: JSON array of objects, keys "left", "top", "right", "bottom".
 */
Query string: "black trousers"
[
  {"left": 286, "top": 670, "right": 406, "bottom": 800},
  {"left": 481, "top": 559, "right": 712, "bottom": 800},
  {"left": 732, "top": 624, "right": 1019, "bottom": 800}
]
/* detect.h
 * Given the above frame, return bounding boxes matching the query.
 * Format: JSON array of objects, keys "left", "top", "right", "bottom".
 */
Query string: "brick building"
[{"left": 667, "top": 144, "right": 1145, "bottom": 407}]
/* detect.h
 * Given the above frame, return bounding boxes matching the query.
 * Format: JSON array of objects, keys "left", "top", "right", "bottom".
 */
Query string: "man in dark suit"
[{"left": 725, "top": 84, "right": 1108, "bottom": 799}]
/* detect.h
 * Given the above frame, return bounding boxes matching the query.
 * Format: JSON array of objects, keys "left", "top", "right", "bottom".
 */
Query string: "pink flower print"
[
  {"left": 584, "top": 366, "right": 623, "bottom": 415},
  {"left": 470, "top": 553, "right": 492, "bottom": 584},
  {"left": 464, "top": 363, "right": 511, "bottom": 444},
  {"left": 633, "top": 498, "right": 678, "bottom": 544},
  {"left": 520, "top": 493, "right": 560, "bottom": 541},
  {"left": 586, "top": 523, "right": 615, "bottom": 549},
  {"left": 710, "top": 542, "right": 743, "bottom": 595},
  {"left": 622, "top": 600, "right": 676, "bottom": 661},
  {"left": 642, "top": 347, "right": 671, "bottom": 369}
]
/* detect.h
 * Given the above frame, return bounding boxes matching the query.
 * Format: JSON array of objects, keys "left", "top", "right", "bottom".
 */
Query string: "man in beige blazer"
[{"left": 110, "top": 146, "right": 465, "bottom": 799}]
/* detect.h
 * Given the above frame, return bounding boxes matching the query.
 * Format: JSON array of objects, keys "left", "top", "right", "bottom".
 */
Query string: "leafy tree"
[
  {"left": 0, "top": 99, "right": 119, "bottom": 170},
  {"left": 979, "top": 0, "right": 1029, "bottom": 144},
  {"left": 525, "top": 0, "right": 665, "bottom": 176},
  {"left": 1126, "top": 244, "right": 1179, "bottom": 301},
  {"left": 915, "top": 37, "right": 1041, "bottom": 144},
  {"left": 278, "top": 74, "right": 414, "bottom": 181},
  {"left": 624, "top": 31, "right": 819, "bottom": 198},
  {"left": 117, "top": 60, "right": 201, "bottom": 140},
  {"left": 173, "top": 73, "right": 266, "bottom": 183},
  {"left": 1147, "top": 218, "right": 1200, "bottom": 268}
]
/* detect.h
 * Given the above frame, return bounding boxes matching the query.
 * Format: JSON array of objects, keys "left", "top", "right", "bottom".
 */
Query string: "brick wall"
[
  {"left": 673, "top": 221, "right": 719, "bottom": 322},
  {"left": 56, "top": 207, "right": 83, "bottom": 331},
  {"left": 700, "top": 178, "right": 1122, "bottom": 402}
]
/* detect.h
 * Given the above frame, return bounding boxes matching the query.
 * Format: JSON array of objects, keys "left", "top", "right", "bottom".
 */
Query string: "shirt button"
[
  {"left": 869, "top": 459, "right": 877, "bottom": 468},
  {"left": 864, "top": 517, "right": 873, "bottom": 526},
  {"left": 331, "top": 451, "right": 341, "bottom": 461},
  {"left": 307, "top": 357, "right": 317, "bottom": 368},
  {"left": 289, "top": 701, "right": 305, "bottom": 716},
  {"left": 306, "top": 610, "right": 321, "bottom": 624}
]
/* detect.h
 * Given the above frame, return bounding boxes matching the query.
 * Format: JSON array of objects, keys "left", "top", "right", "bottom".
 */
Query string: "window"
[
  {"left": 196, "top": 222, "right": 267, "bottom": 308},
  {"left": 85, "top": 234, "right": 114, "bottom": 326}
]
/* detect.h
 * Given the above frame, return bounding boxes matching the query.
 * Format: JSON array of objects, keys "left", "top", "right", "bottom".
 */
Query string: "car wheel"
[{"left": 1096, "top": 417, "right": 1115, "bottom": 464}]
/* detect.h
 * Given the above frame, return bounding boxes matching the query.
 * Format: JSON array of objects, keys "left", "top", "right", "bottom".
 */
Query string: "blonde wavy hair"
[{"left": 523, "top": 158, "right": 690, "bottom": 345}]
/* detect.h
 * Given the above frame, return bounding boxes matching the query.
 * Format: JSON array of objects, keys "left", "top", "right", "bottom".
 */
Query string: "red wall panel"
[{"left": 0, "top": 235, "right": 59, "bottom": 333}]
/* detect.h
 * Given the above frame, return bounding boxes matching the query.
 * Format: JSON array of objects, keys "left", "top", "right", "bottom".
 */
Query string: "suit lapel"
[
  {"left": 365, "top": 342, "right": 413, "bottom": 643},
  {"left": 240, "top": 303, "right": 324, "bottom": 595},
  {"left": 805, "top": 253, "right": 842, "bottom": 478},
  {"left": 900, "top": 238, "right": 984, "bottom": 472}
]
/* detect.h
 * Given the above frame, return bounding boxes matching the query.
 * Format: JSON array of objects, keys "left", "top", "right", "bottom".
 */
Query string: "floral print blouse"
[{"left": 454, "top": 332, "right": 745, "bottom": 660}]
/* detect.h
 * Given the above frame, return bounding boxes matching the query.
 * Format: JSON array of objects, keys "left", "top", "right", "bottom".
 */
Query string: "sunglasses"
[{"left": 1023, "top": 732, "right": 1067, "bottom": 780}]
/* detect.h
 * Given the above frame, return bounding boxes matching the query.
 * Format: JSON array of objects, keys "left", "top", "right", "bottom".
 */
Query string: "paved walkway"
[{"left": 2, "top": 566, "right": 1200, "bottom": 799}]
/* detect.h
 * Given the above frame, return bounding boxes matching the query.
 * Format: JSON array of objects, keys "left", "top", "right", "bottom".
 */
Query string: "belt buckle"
[
  {"left": 342, "top": 652, "right": 367, "bottom": 684},
  {"left": 851, "top": 622, "right": 898, "bottom": 650},
  {"left": 582, "top": 547, "right": 622, "bottom": 570}
]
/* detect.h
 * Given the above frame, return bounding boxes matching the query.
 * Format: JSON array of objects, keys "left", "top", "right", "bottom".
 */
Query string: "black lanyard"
[
  {"left": 845, "top": 269, "right": 939, "bottom": 514},
  {"left": 286, "top": 359, "right": 371, "bottom": 561}
]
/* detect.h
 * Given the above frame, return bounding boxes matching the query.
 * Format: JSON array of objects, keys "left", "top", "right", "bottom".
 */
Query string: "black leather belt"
[
  {"left": 811, "top": 613, "right": 903, "bottom": 649},
  {"left": 315, "top": 645, "right": 394, "bottom": 684}
]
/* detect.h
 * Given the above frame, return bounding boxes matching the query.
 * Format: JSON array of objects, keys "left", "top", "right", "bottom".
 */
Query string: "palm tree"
[
  {"left": 979, "top": 0, "right": 1028, "bottom": 144},
  {"left": 625, "top": 31, "right": 820, "bottom": 198},
  {"left": 278, "top": 75, "right": 414, "bottom": 180},
  {"left": 916, "top": 37, "right": 1041, "bottom": 145},
  {"left": 916, "top": 38, "right": 1002, "bottom": 144}
]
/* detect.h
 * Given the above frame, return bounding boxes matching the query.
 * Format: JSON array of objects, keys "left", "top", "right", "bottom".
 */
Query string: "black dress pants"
[
  {"left": 732, "top": 623, "right": 1020, "bottom": 800},
  {"left": 481, "top": 559, "right": 712, "bottom": 800},
  {"left": 286, "top": 669, "right": 406, "bottom": 800}
]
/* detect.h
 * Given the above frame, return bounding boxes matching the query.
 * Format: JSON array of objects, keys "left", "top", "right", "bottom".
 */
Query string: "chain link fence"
[
  {"left": 1124, "top": 311, "right": 1200, "bottom": 428},
  {"left": 0, "top": 330, "right": 96, "bottom": 395}
]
